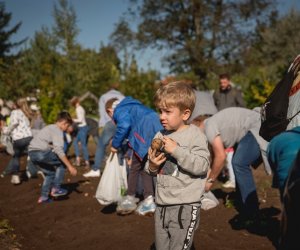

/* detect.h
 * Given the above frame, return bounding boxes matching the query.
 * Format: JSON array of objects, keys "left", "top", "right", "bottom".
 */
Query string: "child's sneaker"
[
  {"left": 26, "top": 170, "right": 32, "bottom": 179},
  {"left": 222, "top": 180, "right": 236, "bottom": 189},
  {"left": 11, "top": 175, "right": 21, "bottom": 185},
  {"left": 83, "top": 169, "right": 100, "bottom": 178},
  {"left": 135, "top": 195, "right": 156, "bottom": 216},
  {"left": 51, "top": 187, "right": 68, "bottom": 197},
  {"left": 37, "top": 196, "right": 52, "bottom": 204},
  {"left": 37, "top": 170, "right": 45, "bottom": 180},
  {"left": 116, "top": 195, "right": 139, "bottom": 215}
]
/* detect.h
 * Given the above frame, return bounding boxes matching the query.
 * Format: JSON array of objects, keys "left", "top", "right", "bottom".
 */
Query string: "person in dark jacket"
[
  {"left": 213, "top": 73, "right": 245, "bottom": 111},
  {"left": 106, "top": 96, "right": 163, "bottom": 215}
]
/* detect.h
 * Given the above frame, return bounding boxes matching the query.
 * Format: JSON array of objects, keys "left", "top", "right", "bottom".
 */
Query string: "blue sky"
[
  {"left": 5, "top": 0, "right": 168, "bottom": 74},
  {"left": 5, "top": 0, "right": 300, "bottom": 75}
]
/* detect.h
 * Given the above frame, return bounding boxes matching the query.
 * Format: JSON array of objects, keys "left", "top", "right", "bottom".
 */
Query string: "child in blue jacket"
[{"left": 106, "top": 96, "right": 163, "bottom": 215}]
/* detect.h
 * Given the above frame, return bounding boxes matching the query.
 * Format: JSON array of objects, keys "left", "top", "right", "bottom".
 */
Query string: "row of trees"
[{"left": 0, "top": 0, "right": 300, "bottom": 123}]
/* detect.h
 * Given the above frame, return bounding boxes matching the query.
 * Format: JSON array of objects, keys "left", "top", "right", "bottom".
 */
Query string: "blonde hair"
[
  {"left": 154, "top": 81, "right": 196, "bottom": 112},
  {"left": 16, "top": 98, "right": 34, "bottom": 120}
]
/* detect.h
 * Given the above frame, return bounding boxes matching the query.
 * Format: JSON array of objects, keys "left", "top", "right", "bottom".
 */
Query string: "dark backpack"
[{"left": 259, "top": 55, "right": 300, "bottom": 142}]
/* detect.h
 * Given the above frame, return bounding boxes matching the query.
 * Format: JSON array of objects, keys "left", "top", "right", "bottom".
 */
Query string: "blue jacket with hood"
[
  {"left": 267, "top": 126, "right": 300, "bottom": 195},
  {"left": 111, "top": 97, "right": 163, "bottom": 160}
]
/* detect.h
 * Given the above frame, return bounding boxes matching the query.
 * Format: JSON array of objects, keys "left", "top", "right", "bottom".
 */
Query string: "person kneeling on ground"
[{"left": 28, "top": 111, "right": 77, "bottom": 204}]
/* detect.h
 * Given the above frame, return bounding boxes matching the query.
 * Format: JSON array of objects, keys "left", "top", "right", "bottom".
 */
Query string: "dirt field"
[{"left": 0, "top": 145, "right": 282, "bottom": 250}]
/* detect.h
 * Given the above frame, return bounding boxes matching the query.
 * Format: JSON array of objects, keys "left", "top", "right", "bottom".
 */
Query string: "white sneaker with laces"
[
  {"left": 11, "top": 175, "right": 21, "bottom": 185},
  {"left": 222, "top": 180, "right": 236, "bottom": 189},
  {"left": 136, "top": 195, "right": 156, "bottom": 216},
  {"left": 83, "top": 169, "right": 101, "bottom": 178}
]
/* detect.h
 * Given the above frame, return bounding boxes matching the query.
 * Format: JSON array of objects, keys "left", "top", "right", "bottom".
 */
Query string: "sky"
[{"left": 4, "top": 0, "right": 300, "bottom": 76}]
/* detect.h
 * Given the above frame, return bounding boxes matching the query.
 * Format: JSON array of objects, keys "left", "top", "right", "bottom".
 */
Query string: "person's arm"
[
  {"left": 111, "top": 110, "right": 130, "bottom": 149},
  {"left": 235, "top": 89, "right": 246, "bottom": 107},
  {"left": 166, "top": 133, "right": 210, "bottom": 176},
  {"left": 6, "top": 111, "right": 18, "bottom": 134},
  {"left": 205, "top": 135, "right": 226, "bottom": 191},
  {"left": 59, "top": 155, "right": 77, "bottom": 176}
]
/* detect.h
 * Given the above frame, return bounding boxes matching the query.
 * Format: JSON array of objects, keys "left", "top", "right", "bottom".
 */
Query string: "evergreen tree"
[{"left": 0, "top": 1, "right": 24, "bottom": 61}]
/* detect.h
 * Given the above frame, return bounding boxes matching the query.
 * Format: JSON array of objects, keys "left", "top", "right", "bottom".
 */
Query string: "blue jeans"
[
  {"left": 92, "top": 121, "right": 116, "bottom": 171},
  {"left": 73, "top": 125, "right": 89, "bottom": 161},
  {"left": 6, "top": 136, "right": 33, "bottom": 174},
  {"left": 232, "top": 131, "right": 260, "bottom": 216},
  {"left": 29, "top": 150, "right": 66, "bottom": 198},
  {"left": 26, "top": 156, "right": 39, "bottom": 176}
]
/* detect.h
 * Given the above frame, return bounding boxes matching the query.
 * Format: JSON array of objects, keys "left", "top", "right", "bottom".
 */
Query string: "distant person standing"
[
  {"left": 213, "top": 73, "right": 245, "bottom": 110},
  {"left": 84, "top": 83, "right": 124, "bottom": 178},
  {"left": 70, "top": 96, "right": 90, "bottom": 168},
  {"left": 213, "top": 73, "right": 246, "bottom": 189}
]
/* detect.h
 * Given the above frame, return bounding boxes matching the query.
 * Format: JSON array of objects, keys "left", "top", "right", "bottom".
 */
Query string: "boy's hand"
[
  {"left": 205, "top": 181, "right": 213, "bottom": 192},
  {"left": 162, "top": 136, "right": 178, "bottom": 154},
  {"left": 110, "top": 146, "right": 118, "bottom": 153},
  {"left": 69, "top": 166, "right": 77, "bottom": 176},
  {"left": 148, "top": 147, "right": 166, "bottom": 171}
]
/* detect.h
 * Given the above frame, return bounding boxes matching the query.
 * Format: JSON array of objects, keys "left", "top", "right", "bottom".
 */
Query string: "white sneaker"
[
  {"left": 11, "top": 175, "right": 21, "bottom": 185},
  {"left": 83, "top": 169, "right": 101, "bottom": 178},
  {"left": 136, "top": 195, "right": 156, "bottom": 216},
  {"left": 222, "top": 180, "right": 236, "bottom": 189},
  {"left": 26, "top": 170, "right": 32, "bottom": 179},
  {"left": 37, "top": 171, "right": 45, "bottom": 180}
]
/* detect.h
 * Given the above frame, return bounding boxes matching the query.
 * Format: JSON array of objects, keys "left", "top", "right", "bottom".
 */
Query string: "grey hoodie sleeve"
[{"left": 171, "top": 131, "right": 210, "bottom": 176}]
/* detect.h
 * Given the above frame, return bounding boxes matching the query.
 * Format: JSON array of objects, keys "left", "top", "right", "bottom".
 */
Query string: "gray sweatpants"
[{"left": 155, "top": 204, "right": 201, "bottom": 250}]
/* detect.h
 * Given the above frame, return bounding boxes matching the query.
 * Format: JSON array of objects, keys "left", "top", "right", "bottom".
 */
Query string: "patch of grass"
[
  {"left": 0, "top": 218, "right": 21, "bottom": 250},
  {"left": 224, "top": 195, "right": 235, "bottom": 208},
  {"left": 0, "top": 219, "right": 13, "bottom": 234}
]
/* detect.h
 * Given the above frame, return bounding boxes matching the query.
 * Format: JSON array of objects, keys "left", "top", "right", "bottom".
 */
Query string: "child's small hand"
[
  {"left": 162, "top": 136, "right": 178, "bottom": 154},
  {"left": 148, "top": 147, "right": 166, "bottom": 171},
  {"left": 69, "top": 166, "right": 77, "bottom": 176}
]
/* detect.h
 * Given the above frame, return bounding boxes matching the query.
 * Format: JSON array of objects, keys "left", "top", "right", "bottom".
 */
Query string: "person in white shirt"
[
  {"left": 3, "top": 98, "right": 34, "bottom": 185},
  {"left": 70, "top": 96, "right": 90, "bottom": 167},
  {"left": 84, "top": 83, "right": 124, "bottom": 177}
]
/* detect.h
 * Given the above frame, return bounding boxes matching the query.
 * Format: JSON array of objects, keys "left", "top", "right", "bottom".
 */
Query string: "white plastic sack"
[
  {"left": 0, "top": 133, "right": 14, "bottom": 155},
  {"left": 200, "top": 191, "right": 219, "bottom": 210},
  {"left": 95, "top": 153, "right": 128, "bottom": 205}
]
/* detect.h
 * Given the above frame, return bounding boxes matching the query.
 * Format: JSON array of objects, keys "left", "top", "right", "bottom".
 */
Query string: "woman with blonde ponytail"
[{"left": 4, "top": 98, "right": 33, "bottom": 184}]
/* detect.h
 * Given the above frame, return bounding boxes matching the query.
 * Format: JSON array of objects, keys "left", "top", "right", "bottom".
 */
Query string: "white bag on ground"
[
  {"left": 95, "top": 153, "right": 128, "bottom": 205},
  {"left": 200, "top": 191, "right": 219, "bottom": 210}
]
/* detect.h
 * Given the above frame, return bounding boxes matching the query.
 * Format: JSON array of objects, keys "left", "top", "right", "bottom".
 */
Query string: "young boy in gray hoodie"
[{"left": 146, "top": 81, "right": 210, "bottom": 250}]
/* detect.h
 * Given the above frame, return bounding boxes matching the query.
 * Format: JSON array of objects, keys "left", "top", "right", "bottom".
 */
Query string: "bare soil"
[{"left": 0, "top": 144, "right": 281, "bottom": 250}]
